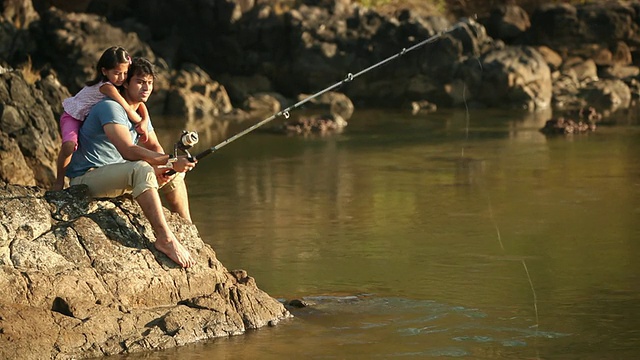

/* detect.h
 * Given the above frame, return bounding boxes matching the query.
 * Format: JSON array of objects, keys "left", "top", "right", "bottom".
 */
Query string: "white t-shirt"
[{"left": 62, "top": 81, "right": 113, "bottom": 120}]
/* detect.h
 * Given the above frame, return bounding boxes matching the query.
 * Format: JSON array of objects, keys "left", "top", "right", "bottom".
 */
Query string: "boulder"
[
  {"left": 164, "top": 63, "right": 234, "bottom": 120},
  {"left": 483, "top": 4, "right": 531, "bottom": 43},
  {"left": 458, "top": 45, "right": 552, "bottom": 110},
  {"left": 580, "top": 78, "right": 632, "bottom": 111},
  {"left": 296, "top": 91, "right": 354, "bottom": 120},
  {"left": 34, "top": 7, "right": 156, "bottom": 94},
  {"left": 0, "top": 70, "right": 59, "bottom": 188},
  {"left": 0, "top": 182, "right": 291, "bottom": 359}
]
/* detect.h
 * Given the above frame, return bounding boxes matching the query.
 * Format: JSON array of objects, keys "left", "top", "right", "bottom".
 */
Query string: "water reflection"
[{"left": 120, "top": 107, "right": 640, "bottom": 360}]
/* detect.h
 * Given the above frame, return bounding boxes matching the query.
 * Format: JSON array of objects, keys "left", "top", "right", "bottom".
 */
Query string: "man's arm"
[
  {"left": 104, "top": 123, "right": 195, "bottom": 172},
  {"left": 104, "top": 122, "right": 169, "bottom": 165}
]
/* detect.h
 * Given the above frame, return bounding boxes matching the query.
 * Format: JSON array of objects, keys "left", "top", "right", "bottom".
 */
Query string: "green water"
[{"left": 120, "top": 107, "right": 640, "bottom": 359}]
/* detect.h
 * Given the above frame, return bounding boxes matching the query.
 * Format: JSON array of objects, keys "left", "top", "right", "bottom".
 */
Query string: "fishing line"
[
  {"left": 521, "top": 259, "right": 539, "bottom": 327},
  {"left": 462, "top": 84, "right": 469, "bottom": 158},
  {"left": 458, "top": 56, "right": 540, "bottom": 343}
]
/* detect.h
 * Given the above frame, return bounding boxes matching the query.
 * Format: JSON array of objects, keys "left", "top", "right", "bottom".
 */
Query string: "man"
[{"left": 67, "top": 57, "right": 196, "bottom": 268}]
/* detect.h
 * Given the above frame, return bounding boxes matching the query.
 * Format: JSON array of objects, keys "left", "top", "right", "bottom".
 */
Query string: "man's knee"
[
  {"left": 131, "top": 161, "right": 158, "bottom": 198},
  {"left": 160, "top": 172, "right": 186, "bottom": 195}
]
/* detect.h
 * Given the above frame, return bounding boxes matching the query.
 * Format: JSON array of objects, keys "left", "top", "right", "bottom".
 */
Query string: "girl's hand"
[{"left": 135, "top": 118, "right": 149, "bottom": 143}]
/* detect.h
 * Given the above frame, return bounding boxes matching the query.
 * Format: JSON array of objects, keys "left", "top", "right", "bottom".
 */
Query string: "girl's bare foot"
[{"left": 154, "top": 236, "right": 195, "bottom": 268}]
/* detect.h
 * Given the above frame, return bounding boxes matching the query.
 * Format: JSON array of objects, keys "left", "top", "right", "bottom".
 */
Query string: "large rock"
[
  {"left": 0, "top": 0, "right": 40, "bottom": 65},
  {"left": 483, "top": 4, "right": 531, "bottom": 43},
  {"left": 164, "top": 63, "right": 234, "bottom": 120},
  {"left": 29, "top": 7, "right": 234, "bottom": 122},
  {"left": 0, "top": 182, "right": 291, "bottom": 359},
  {"left": 34, "top": 7, "right": 156, "bottom": 94},
  {"left": 0, "top": 70, "right": 60, "bottom": 188},
  {"left": 456, "top": 45, "right": 552, "bottom": 110}
]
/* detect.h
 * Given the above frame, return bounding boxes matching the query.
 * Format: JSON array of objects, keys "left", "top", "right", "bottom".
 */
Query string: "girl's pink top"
[{"left": 62, "top": 81, "right": 113, "bottom": 120}]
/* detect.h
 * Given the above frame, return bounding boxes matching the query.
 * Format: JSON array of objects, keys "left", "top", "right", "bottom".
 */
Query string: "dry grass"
[{"left": 17, "top": 56, "right": 40, "bottom": 85}]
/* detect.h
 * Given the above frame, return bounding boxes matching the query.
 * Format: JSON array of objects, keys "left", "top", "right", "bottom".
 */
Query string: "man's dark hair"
[{"left": 126, "top": 57, "right": 156, "bottom": 83}]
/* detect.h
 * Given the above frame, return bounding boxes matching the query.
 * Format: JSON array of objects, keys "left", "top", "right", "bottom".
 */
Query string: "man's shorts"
[{"left": 69, "top": 161, "right": 186, "bottom": 199}]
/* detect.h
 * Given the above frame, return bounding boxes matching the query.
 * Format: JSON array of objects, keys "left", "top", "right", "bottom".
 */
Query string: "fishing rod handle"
[
  {"left": 163, "top": 147, "right": 214, "bottom": 176},
  {"left": 162, "top": 155, "right": 196, "bottom": 176}
]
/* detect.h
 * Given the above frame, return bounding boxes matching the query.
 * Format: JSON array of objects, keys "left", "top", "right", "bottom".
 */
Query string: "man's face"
[{"left": 124, "top": 72, "right": 153, "bottom": 103}]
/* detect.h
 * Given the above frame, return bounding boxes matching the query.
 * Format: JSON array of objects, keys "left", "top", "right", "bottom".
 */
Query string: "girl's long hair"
[{"left": 86, "top": 46, "right": 130, "bottom": 86}]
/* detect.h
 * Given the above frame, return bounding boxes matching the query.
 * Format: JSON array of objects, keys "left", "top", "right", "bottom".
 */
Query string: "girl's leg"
[
  {"left": 53, "top": 141, "right": 77, "bottom": 190},
  {"left": 54, "top": 112, "right": 81, "bottom": 190}
]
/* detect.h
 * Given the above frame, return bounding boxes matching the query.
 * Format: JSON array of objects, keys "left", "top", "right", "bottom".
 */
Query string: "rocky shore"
[
  {"left": 1, "top": 0, "right": 640, "bottom": 358},
  {"left": 0, "top": 182, "right": 291, "bottom": 359}
]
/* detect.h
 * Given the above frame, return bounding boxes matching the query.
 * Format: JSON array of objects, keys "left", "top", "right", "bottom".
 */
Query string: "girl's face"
[{"left": 102, "top": 62, "right": 129, "bottom": 86}]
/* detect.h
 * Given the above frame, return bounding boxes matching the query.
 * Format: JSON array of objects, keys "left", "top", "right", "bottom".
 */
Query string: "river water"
[{"left": 116, "top": 106, "right": 640, "bottom": 359}]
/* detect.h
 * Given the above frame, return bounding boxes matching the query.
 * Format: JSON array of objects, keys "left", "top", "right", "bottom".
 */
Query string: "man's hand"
[
  {"left": 155, "top": 165, "right": 176, "bottom": 187},
  {"left": 154, "top": 155, "right": 197, "bottom": 183},
  {"left": 171, "top": 155, "right": 197, "bottom": 173}
]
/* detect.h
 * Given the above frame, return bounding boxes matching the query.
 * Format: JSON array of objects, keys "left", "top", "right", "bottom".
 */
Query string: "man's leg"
[
  {"left": 136, "top": 188, "right": 194, "bottom": 268},
  {"left": 70, "top": 161, "right": 194, "bottom": 268},
  {"left": 161, "top": 173, "right": 192, "bottom": 223}
]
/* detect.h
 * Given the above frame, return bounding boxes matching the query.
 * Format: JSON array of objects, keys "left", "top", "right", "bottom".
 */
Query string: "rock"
[
  {"left": 269, "top": 113, "right": 348, "bottom": 135},
  {"left": 297, "top": 91, "right": 354, "bottom": 121},
  {"left": 540, "top": 116, "right": 595, "bottom": 135},
  {"left": 0, "top": 182, "right": 291, "bottom": 359},
  {"left": 0, "top": 70, "right": 59, "bottom": 188},
  {"left": 580, "top": 78, "right": 632, "bottom": 111},
  {"left": 561, "top": 57, "right": 598, "bottom": 83},
  {"left": 535, "top": 45, "right": 563, "bottom": 72},
  {"left": 540, "top": 106, "right": 601, "bottom": 135},
  {"left": 483, "top": 4, "right": 531, "bottom": 42},
  {"left": 242, "top": 92, "right": 287, "bottom": 117},
  {"left": 164, "top": 63, "right": 234, "bottom": 120},
  {"left": 460, "top": 45, "right": 552, "bottom": 110},
  {"left": 5, "top": 0, "right": 640, "bottom": 116},
  {"left": 408, "top": 100, "right": 437, "bottom": 115},
  {"left": 287, "top": 298, "right": 316, "bottom": 308},
  {"left": 34, "top": 7, "right": 156, "bottom": 94}
]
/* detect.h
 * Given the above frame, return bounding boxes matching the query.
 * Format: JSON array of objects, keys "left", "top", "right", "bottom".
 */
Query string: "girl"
[{"left": 53, "top": 46, "right": 149, "bottom": 190}]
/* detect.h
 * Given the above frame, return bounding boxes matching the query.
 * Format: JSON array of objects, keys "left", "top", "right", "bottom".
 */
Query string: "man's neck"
[{"left": 123, "top": 94, "right": 141, "bottom": 110}]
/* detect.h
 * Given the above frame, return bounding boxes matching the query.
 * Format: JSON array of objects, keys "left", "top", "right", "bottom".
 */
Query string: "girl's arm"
[
  {"left": 135, "top": 103, "right": 150, "bottom": 141},
  {"left": 137, "top": 102, "right": 150, "bottom": 122},
  {"left": 101, "top": 83, "right": 149, "bottom": 142},
  {"left": 100, "top": 83, "right": 142, "bottom": 124}
]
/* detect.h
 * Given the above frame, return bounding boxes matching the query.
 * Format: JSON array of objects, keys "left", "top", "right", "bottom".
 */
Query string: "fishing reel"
[{"left": 172, "top": 130, "right": 199, "bottom": 162}]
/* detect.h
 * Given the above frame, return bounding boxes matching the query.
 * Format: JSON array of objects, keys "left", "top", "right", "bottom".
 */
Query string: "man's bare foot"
[{"left": 154, "top": 236, "right": 195, "bottom": 268}]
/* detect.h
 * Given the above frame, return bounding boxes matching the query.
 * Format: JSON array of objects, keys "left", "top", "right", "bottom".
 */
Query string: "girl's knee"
[{"left": 60, "top": 141, "right": 77, "bottom": 153}]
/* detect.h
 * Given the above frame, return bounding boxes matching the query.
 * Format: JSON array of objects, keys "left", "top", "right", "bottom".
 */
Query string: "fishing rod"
[{"left": 166, "top": 19, "right": 471, "bottom": 174}]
